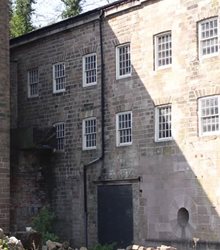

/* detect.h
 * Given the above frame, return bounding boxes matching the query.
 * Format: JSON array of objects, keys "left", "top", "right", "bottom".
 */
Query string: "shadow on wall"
[{"left": 87, "top": 1, "right": 220, "bottom": 250}]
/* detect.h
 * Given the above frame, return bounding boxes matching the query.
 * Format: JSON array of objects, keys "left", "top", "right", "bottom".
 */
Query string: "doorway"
[{"left": 97, "top": 184, "right": 133, "bottom": 248}]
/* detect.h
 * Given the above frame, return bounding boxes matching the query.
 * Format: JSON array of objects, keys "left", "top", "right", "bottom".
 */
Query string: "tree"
[
  {"left": 10, "top": 0, "right": 36, "bottom": 38},
  {"left": 61, "top": 0, "right": 84, "bottom": 19},
  {"left": 9, "top": 0, "right": 13, "bottom": 20}
]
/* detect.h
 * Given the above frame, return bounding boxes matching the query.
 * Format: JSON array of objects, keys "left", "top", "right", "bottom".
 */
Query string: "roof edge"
[{"left": 10, "top": 0, "right": 129, "bottom": 48}]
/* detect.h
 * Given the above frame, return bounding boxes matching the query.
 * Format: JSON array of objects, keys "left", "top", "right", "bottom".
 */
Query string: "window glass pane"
[
  {"left": 118, "top": 112, "right": 132, "bottom": 145},
  {"left": 84, "top": 54, "right": 97, "bottom": 85},
  {"left": 200, "top": 96, "right": 219, "bottom": 134},
  {"left": 84, "top": 118, "right": 96, "bottom": 148},
  {"left": 118, "top": 44, "right": 131, "bottom": 77},
  {"left": 28, "top": 69, "right": 39, "bottom": 97},
  {"left": 200, "top": 18, "right": 218, "bottom": 56},
  {"left": 157, "top": 106, "right": 172, "bottom": 140},
  {"left": 156, "top": 32, "right": 172, "bottom": 67},
  {"left": 54, "top": 63, "right": 65, "bottom": 91},
  {"left": 55, "top": 123, "right": 65, "bottom": 151}
]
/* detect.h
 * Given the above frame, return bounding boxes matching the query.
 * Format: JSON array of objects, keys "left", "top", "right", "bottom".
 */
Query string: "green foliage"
[
  {"left": 90, "top": 243, "right": 116, "bottom": 250},
  {"left": 61, "top": 0, "right": 84, "bottom": 19},
  {"left": 0, "top": 238, "right": 9, "bottom": 250},
  {"left": 10, "top": 0, "right": 36, "bottom": 38},
  {"left": 9, "top": 0, "right": 13, "bottom": 20},
  {"left": 31, "top": 207, "right": 59, "bottom": 243}
]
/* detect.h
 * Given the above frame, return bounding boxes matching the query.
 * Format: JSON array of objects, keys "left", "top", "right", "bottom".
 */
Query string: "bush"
[
  {"left": 31, "top": 207, "right": 59, "bottom": 243},
  {"left": 90, "top": 243, "right": 116, "bottom": 250},
  {"left": 0, "top": 238, "right": 9, "bottom": 250}
]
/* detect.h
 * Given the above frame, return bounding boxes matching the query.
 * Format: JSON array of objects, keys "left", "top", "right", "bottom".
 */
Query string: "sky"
[{"left": 33, "top": 0, "right": 117, "bottom": 27}]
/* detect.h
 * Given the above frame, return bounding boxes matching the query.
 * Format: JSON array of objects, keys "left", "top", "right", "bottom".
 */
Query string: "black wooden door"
[{"left": 98, "top": 184, "right": 133, "bottom": 248}]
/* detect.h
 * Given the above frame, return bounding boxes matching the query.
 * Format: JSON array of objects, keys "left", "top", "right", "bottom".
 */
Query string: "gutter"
[{"left": 83, "top": 8, "right": 105, "bottom": 247}]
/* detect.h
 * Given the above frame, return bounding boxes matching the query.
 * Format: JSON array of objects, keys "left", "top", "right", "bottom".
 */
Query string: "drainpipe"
[{"left": 83, "top": 9, "right": 105, "bottom": 248}]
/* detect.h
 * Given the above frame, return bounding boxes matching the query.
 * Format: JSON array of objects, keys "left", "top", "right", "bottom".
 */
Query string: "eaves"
[{"left": 10, "top": 0, "right": 153, "bottom": 49}]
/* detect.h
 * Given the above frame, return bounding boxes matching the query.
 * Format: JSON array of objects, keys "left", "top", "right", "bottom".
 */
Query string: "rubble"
[
  {"left": 127, "top": 245, "right": 177, "bottom": 250},
  {"left": 0, "top": 228, "right": 176, "bottom": 250},
  {"left": 46, "top": 240, "right": 74, "bottom": 250},
  {"left": 0, "top": 228, "right": 24, "bottom": 250}
]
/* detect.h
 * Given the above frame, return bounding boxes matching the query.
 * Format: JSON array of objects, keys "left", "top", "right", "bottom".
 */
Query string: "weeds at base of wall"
[
  {"left": 0, "top": 238, "right": 9, "bottom": 250},
  {"left": 90, "top": 243, "right": 116, "bottom": 250},
  {"left": 31, "top": 207, "right": 59, "bottom": 244}
]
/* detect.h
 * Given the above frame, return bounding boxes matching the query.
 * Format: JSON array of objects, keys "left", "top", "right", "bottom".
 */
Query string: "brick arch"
[
  {"left": 197, "top": 12, "right": 219, "bottom": 23},
  {"left": 154, "top": 96, "right": 173, "bottom": 106},
  {"left": 81, "top": 45, "right": 99, "bottom": 56},
  {"left": 111, "top": 36, "right": 131, "bottom": 46},
  {"left": 193, "top": 86, "right": 220, "bottom": 99}
]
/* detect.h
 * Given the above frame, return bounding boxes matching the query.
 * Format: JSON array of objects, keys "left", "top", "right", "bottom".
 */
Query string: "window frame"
[
  {"left": 198, "top": 17, "right": 219, "bottom": 60},
  {"left": 154, "top": 31, "right": 172, "bottom": 69},
  {"left": 155, "top": 104, "right": 172, "bottom": 142},
  {"left": 82, "top": 117, "right": 97, "bottom": 150},
  {"left": 54, "top": 122, "right": 65, "bottom": 151},
  {"left": 198, "top": 95, "right": 220, "bottom": 136},
  {"left": 116, "top": 43, "right": 132, "bottom": 79},
  {"left": 82, "top": 53, "right": 97, "bottom": 87},
  {"left": 116, "top": 111, "right": 132, "bottom": 147},
  {"left": 27, "top": 68, "right": 39, "bottom": 98},
  {"left": 52, "top": 62, "right": 66, "bottom": 94}
]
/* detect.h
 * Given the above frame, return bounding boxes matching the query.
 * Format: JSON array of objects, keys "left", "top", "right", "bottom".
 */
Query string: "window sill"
[
  {"left": 116, "top": 142, "right": 132, "bottom": 147},
  {"left": 83, "top": 147, "right": 97, "bottom": 151},
  {"left": 199, "top": 132, "right": 220, "bottom": 137},
  {"left": 53, "top": 89, "right": 65, "bottom": 94},
  {"left": 155, "top": 137, "right": 173, "bottom": 142},
  {"left": 28, "top": 95, "right": 39, "bottom": 99},
  {"left": 155, "top": 65, "right": 172, "bottom": 71},
  {"left": 53, "top": 149, "right": 65, "bottom": 153},
  {"left": 199, "top": 53, "right": 219, "bottom": 61},
  {"left": 83, "top": 82, "right": 97, "bottom": 88},
  {"left": 116, "top": 73, "right": 132, "bottom": 80}
]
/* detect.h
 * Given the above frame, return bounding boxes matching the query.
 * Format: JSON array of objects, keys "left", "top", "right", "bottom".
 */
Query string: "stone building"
[
  {"left": 9, "top": 0, "right": 220, "bottom": 249},
  {"left": 0, "top": 0, "right": 10, "bottom": 232}
]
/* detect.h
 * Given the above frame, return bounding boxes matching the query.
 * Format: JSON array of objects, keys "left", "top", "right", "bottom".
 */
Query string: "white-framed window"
[
  {"left": 54, "top": 122, "right": 65, "bottom": 151},
  {"left": 53, "top": 62, "right": 65, "bottom": 93},
  {"left": 199, "top": 17, "right": 219, "bottom": 59},
  {"left": 116, "top": 43, "right": 131, "bottom": 79},
  {"left": 155, "top": 105, "right": 172, "bottom": 141},
  {"left": 155, "top": 31, "right": 172, "bottom": 68},
  {"left": 199, "top": 96, "right": 220, "bottom": 136},
  {"left": 27, "top": 68, "right": 39, "bottom": 97},
  {"left": 116, "top": 111, "right": 132, "bottom": 146},
  {"left": 83, "top": 117, "right": 96, "bottom": 150},
  {"left": 83, "top": 53, "right": 97, "bottom": 87}
]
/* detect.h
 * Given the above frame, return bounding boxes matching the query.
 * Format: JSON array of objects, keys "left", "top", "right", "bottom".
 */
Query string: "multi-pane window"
[
  {"left": 155, "top": 32, "right": 172, "bottom": 68},
  {"left": 83, "top": 53, "right": 97, "bottom": 87},
  {"left": 199, "top": 17, "right": 219, "bottom": 58},
  {"left": 28, "top": 68, "right": 38, "bottom": 97},
  {"left": 53, "top": 63, "right": 65, "bottom": 93},
  {"left": 83, "top": 118, "right": 96, "bottom": 150},
  {"left": 199, "top": 96, "right": 220, "bottom": 136},
  {"left": 116, "top": 111, "right": 132, "bottom": 146},
  {"left": 116, "top": 43, "right": 131, "bottom": 79},
  {"left": 55, "top": 122, "right": 65, "bottom": 151},
  {"left": 155, "top": 105, "right": 172, "bottom": 141}
]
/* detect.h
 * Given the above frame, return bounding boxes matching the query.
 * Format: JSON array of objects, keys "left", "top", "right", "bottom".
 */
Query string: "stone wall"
[
  {"left": 0, "top": 0, "right": 10, "bottom": 232},
  {"left": 87, "top": 0, "right": 220, "bottom": 246},
  {"left": 9, "top": 0, "right": 220, "bottom": 249},
  {"left": 10, "top": 13, "right": 102, "bottom": 245},
  {"left": 96, "top": 0, "right": 220, "bottom": 245}
]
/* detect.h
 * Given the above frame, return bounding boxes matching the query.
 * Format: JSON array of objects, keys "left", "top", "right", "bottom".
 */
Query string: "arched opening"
[{"left": 177, "top": 207, "right": 189, "bottom": 227}]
